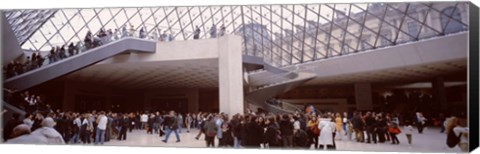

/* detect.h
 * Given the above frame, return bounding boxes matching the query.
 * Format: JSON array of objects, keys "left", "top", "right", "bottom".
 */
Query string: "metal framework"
[{"left": 4, "top": 2, "right": 469, "bottom": 67}]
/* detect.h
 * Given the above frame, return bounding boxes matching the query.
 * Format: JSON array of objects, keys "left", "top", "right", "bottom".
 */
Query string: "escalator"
[
  {"left": 3, "top": 38, "right": 156, "bottom": 91},
  {"left": 244, "top": 58, "right": 315, "bottom": 113}
]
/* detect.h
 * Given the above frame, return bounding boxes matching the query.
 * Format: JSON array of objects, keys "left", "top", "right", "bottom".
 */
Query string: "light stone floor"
[{"left": 98, "top": 127, "right": 464, "bottom": 153}]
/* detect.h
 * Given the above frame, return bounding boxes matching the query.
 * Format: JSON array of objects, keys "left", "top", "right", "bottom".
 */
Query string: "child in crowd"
[{"left": 404, "top": 120, "right": 414, "bottom": 145}]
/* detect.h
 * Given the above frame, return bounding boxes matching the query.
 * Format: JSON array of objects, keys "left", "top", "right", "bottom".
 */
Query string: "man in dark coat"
[{"left": 162, "top": 111, "right": 180, "bottom": 143}]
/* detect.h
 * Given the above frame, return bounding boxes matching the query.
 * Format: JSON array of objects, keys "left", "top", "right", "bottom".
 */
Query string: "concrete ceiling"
[
  {"left": 303, "top": 59, "right": 467, "bottom": 86},
  {"left": 65, "top": 58, "right": 219, "bottom": 89}
]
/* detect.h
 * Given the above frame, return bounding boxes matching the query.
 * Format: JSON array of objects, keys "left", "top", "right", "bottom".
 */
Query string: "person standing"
[
  {"left": 318, "top": 114, "right": 336, "bottom": 150},
  {"left": 117, "top": 114, "right": 129, "bottom": 141},
  {"left": 3, "top": 113, "right": 22, "bottom": 141},
  {"left": 141, "top": 112, "right": 148, "bottom": 130},
  {"left": 185, "top": 113, "right": 193, "bottom": 133},
  {"left": 404, "top": 121, "right": 414, "bottom": 145},
  {"left": 204, "top": 116, "right": 217, "bottom": 147},
  {"left": 219, "top": 24, "right": 226, "bottom": 37},
  {"left": 193, "top": 26, "right": 201, "bottom": 39},
  {"left": 334, "top": 113, "right": 343, "bottom": 140},
  {"left": 209, "top": 24, "right": 217, "bottom": 38},
  {"left": 162, "top": 111, "right": 181, "bottom": 143},
  {"left": 177, "top": 113, "right": 184, "bottom": 133},
  {"left": 71, "top": 114, "right": 82, "bottom": 143},
  {"left": 364, "top": 112, "right": 377, "bottom": 144},
  {"left": 308, "top": 115, "right": 320, "bottom": 149},
  {"left": 94, "top": 111, "right": 108, "bottom": 145},
  {"left": 279, "top": 114, "right": 294, "bottom": 148},
  {"left": 453, "top": 118, "right": 469, "bottom": 152},
  {"left": 351, "top": 112, "right": 365, "bottom": 142}
]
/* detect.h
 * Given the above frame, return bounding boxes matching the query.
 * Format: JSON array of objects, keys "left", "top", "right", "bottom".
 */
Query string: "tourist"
[
  {"left": 404, "top": 120, "right": 414, "bottom": 145},
  {"left": 23, "top": 113, "right": 34, "bottom": 129},
  {"left": 117, "top": 114, "right": 129, "bottom": 140},
  {"left": 353, "top": 112, "right": 365, "bottom": 142},
  {"left": 318, "top": 113, "right": 335, "bottom": 150},
  {"left": 80, "top": 114, "right": 92, "bottom": 144},
  {"left": 162, "top": 110, "right": 181, "bottom": 143},
  {"left": 264, "top": 117, "right": 280, "bottom": 148},
  {"left": 308, "top": 115, "right": 320, "bottom": 148},
  {"left": 209, "top": 24, "right": 217, "bottom": 38},
  {"left": 388, "top": 123, "right": 401, "bottom": 144},
  {"left": 68, "top": 42, "right": 75, "bottom": 56},
  {"left": 5, "top": 124, "right": 48, "bottom": 144},
  {"left": 31, "top": 117, "right": 65, "bottom": 144},
  {"left": 3, "top": 113, "right": 22, "bottom": 141},
  {"left": 204, "top": 115, "right": 217, "bottom": 147},
  {"left": 94, "top": 111, "right": 108, "bottom": 145},
  {"left": 185, "top": 113, "right": 193, "bottom": 133},
  {"left": 193, "top": 26, "right": 201, "bottom": 39},
  {"left": 279, "top": 114, "right": 293, "bottom": 148},
  {"left": 233, "top": 115, "right": 246, "bottom": 148},
  {"left": 177, "top": 113, "right": 183, "bottom": 133},
  {"left": 219, "top": 24, "right": 226, "bottom": 37},
  {"left": 416, "top": 112, "right": 427, "bottom": 134},
  {"left": 245, "top": 115, "right": 263, "bottom": 148},
  {"left": 141, "top": 112, "right": 148, "bottom": 130},
  {"left": 364, "top": 112, "right": 377, "bottom": 144},
  {"left": 71, "top": 114, "right": 81, "bottom": 143},
  {"left": 219, "top": 115, "right": 234, "bottom": 147},
  {"left": 334, "top": 113, "right": 343, "bottom": 140}
]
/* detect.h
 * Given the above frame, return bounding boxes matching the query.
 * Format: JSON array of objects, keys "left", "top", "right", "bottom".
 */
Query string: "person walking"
[{"left": 162, "top": 111, "right": 181, "bottom": 143}]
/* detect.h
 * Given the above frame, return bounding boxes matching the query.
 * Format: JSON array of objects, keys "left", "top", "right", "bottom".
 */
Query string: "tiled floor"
[{"left": 100, "top": 127, "right": 464, "bottom": 153}]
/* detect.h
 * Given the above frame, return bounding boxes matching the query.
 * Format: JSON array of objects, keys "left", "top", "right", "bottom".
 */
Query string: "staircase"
[
  {"left": 3, "top": 37, "right": 156, "bottom": 91},
  {"left": 244, "top": 62, "right": 316, "bottom": 113}
]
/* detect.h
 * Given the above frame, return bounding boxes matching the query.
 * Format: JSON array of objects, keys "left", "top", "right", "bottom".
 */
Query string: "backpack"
[{"left": 446, "top": 129, "right": 461, "bottom": 148}]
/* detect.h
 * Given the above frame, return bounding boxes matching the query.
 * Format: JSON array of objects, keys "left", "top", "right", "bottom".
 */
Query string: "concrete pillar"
[
  {"left": 218, "top": 35, "right": 244, "bottom": 115},
  {"left": 432, "top": 77, "right": 448, "bottom": 110},
  {"left": 355, "top": 83, "right": 373, "bottom": 111}
]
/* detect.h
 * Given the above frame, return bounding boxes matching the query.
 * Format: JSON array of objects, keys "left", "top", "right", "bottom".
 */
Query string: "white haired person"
[
  {"left": 31, "top": 117, "right": 65, "bottom": 144},
  {"left": 6, "top": 124, "right": 48, "bottom": 144}
]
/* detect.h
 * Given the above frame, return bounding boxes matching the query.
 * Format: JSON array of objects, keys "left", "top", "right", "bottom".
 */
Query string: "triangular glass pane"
[
  {"left": 97, "top": 9, "right": 117, "bottom": 30},
  {"left": 79, "top": 9, "right": 96, "bottom": 23},
  {"left": 58, "top": 22, "right": 77, "bottom": 44}
]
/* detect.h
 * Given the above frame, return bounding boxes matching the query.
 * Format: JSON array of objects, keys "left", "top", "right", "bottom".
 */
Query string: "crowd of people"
[
  {"left": 3, "top": 23, "right": 228, "bottom": 80},
  {"left": 1, "top": 105, "right": 469, "bottom": 152}
]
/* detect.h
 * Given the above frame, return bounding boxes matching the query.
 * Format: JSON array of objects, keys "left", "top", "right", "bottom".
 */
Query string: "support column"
[
  {"left": 218, "top": 35, "right": 244, "bottom": 115},
  {"left": 432, "top": 77, "right": 448, "bottom": 111},
  {"left": 355, "top": 83, "right": 373, "bottom": 111}
]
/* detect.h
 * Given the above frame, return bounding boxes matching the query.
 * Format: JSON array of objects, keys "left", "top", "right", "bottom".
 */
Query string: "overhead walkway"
[{"left": 3, "top": 38, "right": 156, "bottom": 91}]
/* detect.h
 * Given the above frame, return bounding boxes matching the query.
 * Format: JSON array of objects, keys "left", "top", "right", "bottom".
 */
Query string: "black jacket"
[
  {"left": 279, "top": 120, "right": 294, "bottom": 136},
  {"left": 245, "top": 122, "right": 263, "bottom": 147},
  {"left": 265, "top": 123, "right": 281, "bottom": 147}
]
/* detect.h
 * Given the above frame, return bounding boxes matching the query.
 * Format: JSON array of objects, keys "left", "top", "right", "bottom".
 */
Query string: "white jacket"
[
  {"left": 31, "top": 127, "right": 65, "bottom": 144},
  {"left": 318, "top": 118, "right": 335, "bottom": 145}
]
